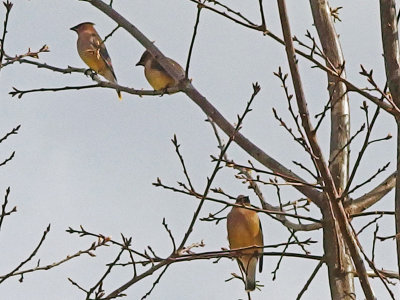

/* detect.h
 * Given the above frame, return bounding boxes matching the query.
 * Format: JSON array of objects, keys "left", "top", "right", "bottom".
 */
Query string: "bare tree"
[{"left": 2, "top": 0, "right": 400, "bottom": 299}]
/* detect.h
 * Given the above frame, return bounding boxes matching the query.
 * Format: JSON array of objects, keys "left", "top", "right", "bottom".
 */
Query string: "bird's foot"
[
  {"left": 84, "top": 68, "right": 97, "bottom": 79},
  {"left": 159, "top": 87, "right": 169, "bottom": 97}
]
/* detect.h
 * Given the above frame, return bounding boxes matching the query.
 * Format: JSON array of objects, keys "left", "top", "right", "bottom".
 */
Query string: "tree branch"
[
  {"left": 380, "top": 0, "right": 400, "bottom": 280},
  {"left": 277, "top": 0, "right": 375, "bottom": 298},
  {"left": 346, "top": 172, "right": 396, "bottom": 214},
  {"left": 82, "top": 0, "right": 325, "bottom": 207}
]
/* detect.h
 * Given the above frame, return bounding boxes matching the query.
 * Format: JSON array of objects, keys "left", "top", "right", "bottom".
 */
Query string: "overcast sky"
[{"left": 0, "top": 0, "right": 399, "bottom": 299}]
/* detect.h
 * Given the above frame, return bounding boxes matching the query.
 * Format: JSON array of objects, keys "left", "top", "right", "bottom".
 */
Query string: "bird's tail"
[
  {"left": 245, "top": 256, "right": 258, "bottom": 292},
  {"left": 102, "top": 70, "right": 122, "bottom": 100}
]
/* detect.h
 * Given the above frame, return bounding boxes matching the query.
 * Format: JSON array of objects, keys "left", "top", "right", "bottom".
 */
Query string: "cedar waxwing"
[
  {"left": 70, "top": 22, "right": 122, "bottom": 100},
  {"left": 227, "top": 195, "right": 264, "bottom": 292},
  {"left": 135, "top": 50, "right": 185, "bottom": 90}
]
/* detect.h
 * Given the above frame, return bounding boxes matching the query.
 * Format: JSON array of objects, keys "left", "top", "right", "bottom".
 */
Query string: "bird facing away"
[
  {"left": 136, "top": 50, "right": 185, "bottom": 91},
  {"left": 227, "top": 195, "right": 263, "bottom": 292},
  {"left": 70, "top": 22, "right": 122, "bottom": 100}
]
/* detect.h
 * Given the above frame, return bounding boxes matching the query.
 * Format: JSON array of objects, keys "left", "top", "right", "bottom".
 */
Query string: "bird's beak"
[
  {"left": 135, "top": 61, "right": 142, "bottom": 67},
  {"left": 70, "top": 26, "right": 77, "bottom": 32}
]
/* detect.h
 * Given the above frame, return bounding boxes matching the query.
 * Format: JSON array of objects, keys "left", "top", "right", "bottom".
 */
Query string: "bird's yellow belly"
[
  {"left": 145, "top": 69, "right": 176, "bottom": 90},
  {"left": 227, "top": 210, "right": 262, "bottom": 255},
  {"left": 229, "top": 227, "right": 258, "bottom": 249},
  {"left": 79, "top": 51, "right": 106, "bottom": 74}
]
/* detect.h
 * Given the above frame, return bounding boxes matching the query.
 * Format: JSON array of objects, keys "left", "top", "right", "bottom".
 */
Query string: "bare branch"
[
  {"left": 0, "top": 187, "right": 15, "bottom": 231},
  {"left": 356, "top": 215, "right": 383, "bottom": 236},
  {"left": 0, "top": 0, "right": 13, "bottom": 68},
  {"left": 296, "top": 260, "right": 324, "bottom": 300},
  {"left": 0, "top": 239, "right": 109, "bottom": 280},
  {"left": 0, "top": 124, "right": 20, "bottom": 144},
  {"left": 162, "top": 218, "right": 176, "bottom": 253},
  {"left": 102, "top": 24, "right": 120, "bottom": 44},
  {"left": 347, "top": 162, "right": 390, "bottom": 196},
  {"left": 185, "top": 3, "right": 202, "bottom": 78},
  {"left": 66, "top": 225, "right": 148, "bottom": 260},
  {"left": 10, "top": 79, "right": 180, "bottom": 99},
  {"left": 177, "top": 82, "right": 260, "bottom": 251},
  {"left": 2, "top": 45, "right": 50, "bottom": 68},
  {"left": 380, "top": 0, "right": 400, "bottom": 106},
  {"left": 277, "top": 0, "right": 375, "bottom": 298},
  {"left": 188, "top": 0, "right": 396, "bottom": 114},
  {"left": 0, "top": 151, "right": 15, "bottom": 167},
  {"left": 0, "top": 224, "right": 51, "bottom": 284},
  {"left": 154, "top": 179, "right": 322, "bottom": 225},
  {"left": 258, "top": 0, "right": 267, "bottom": 30},
  {"left": 342, "top": 105, "right": 381, "bottom": 199},
  {"left": 141, "top": 265, "right": 170, "bottom": 300},
  {"left": 86, "top": 247, "right": 125, "bottom": 298},
  {"left": 83, "top": 0, "right": 325, "bottom": 207},
  {"left": 171, "top": 135, "right": 195, "bottom": 193},
  {"left": 346, "top": 172, "right": 396, "bottom": 214}
]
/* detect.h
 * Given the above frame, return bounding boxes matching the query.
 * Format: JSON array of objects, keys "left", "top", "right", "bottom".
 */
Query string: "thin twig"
[
  {"left": 329, "top": 123, "right": 365, "bottom": 166},
  {"left": 342, "top": 105, "right": 380, "bottom": 199},
  {"left": 9, "top": 80, "right": 180, "bottom": 99},
  {"left": 277, "top": 0, "right": 375, "bottom": 298},
  {"left": 66, "top": 225, "right": 148, "bottom": 259},
  {"left": 296, "top": 260, "right": 324, "bottom": 300},
  {"left": 348, "top": 222, "right": 395, "bottom": 299},
  {"left": 178, "top": 83, "right": 261, "bottom": 250},
  {"left": 271, "top": 231, "right": 294, "bottom": 280},
  {"left": 0, "top": 124, "right": 20, "bottom": 144},
  {"left": 0, "top": 239, "right": 109, "bottom": 280},
  {"left": 171, "top": 135, "right": 195, "bottom": 192},
  {"left": 356, "top": 215, "right": 383, "bottom": 236},
  {"left": 347, "top": 162, "right": 390, "bottom": 195},
  {"left": 218, "top": 158, "right": 322, "bottom": 189},
  {"left": 0, "top": 224, "right": 51, "bottom": 284},
  {"left": 154, "top": 179, "right": 321, "bottom": 223},
  {"left": 292, "top": 160, "right": 318, "bottom": 181},
  {"left": 258, "top": 0, "right": 267, "bottom": 30},
  {"left": 186, "top": 0, "right": 397, "bottom": 115},
  {"left": 162, "top": 218, "right": 176, "bottom": 253},
  {"left": 185, "top": 2, "right": 202, "bottom": 78},
  {"left": 121, "top": 234, "right": 137, "bottom": 277},
  {"left": 87, "top": 247, "right": 126, "bottom": 298},
  {"left": 372, "top": 224, "right": 379, "bottom": 263},
  {"left": 102, "top": 24, "right": 120, "bottom": 44},
  {"left": 0, "top": 151, "right": 15, "bottom": 167},
  {"left": 141, "top": 265, "right": 170, "bottom": 300},
  {"left": 0, "top": 1, "right": 13, "bottom": 68},
  {"left": 203, "top": 0, "right": 258, "bottom": 27},
  {"left": 0, "top": 187, "right": 12, "bottom": 231},
  {"left": 351, "top": 211, "right": 394, "bottom": 218},
  {"left": 68, "top": 277, "right": 89, "bottom": 294}
]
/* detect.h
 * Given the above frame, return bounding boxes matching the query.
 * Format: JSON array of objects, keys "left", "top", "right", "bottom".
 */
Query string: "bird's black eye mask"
[{"left": 236, "top": 195, "right": 250, "bottom": 205}]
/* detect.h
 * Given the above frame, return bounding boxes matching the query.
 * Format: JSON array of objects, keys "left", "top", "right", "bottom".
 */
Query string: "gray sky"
[{"left": 0, "top": 0, "right": 398, "bottom": 299}]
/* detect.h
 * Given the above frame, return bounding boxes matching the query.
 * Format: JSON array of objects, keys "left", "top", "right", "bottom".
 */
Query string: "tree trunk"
[
  {"left": 322, "top": 206, "right": 355, "bottom": 300},
  {"left": 379, "top": 0, "right": 400, "bottom": 278},
  {"left": 309, "top": 1, "right": 353, "bottom": 298},
  {"left": 396, "top": 121, "right": 400, "bottom": 277}
]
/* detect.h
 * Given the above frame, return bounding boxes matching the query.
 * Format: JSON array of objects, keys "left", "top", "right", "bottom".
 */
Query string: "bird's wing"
[
  {"left": 150, "top": 58, "right": 166, "bottom": 72},
  {"left": 258, "top": 220, "right": 264, "bottom": 273},
  {"left": 151, "top": 57, "right": 185, "bottom": 77},
  {"left": 90, "top": 33, "right": 117, "bottom": 81}
]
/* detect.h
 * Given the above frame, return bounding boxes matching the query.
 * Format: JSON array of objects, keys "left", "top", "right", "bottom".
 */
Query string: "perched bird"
[
  {"left": 136, "top": 50, "right": 185, "bottom": 90},
  {"left": 70, "top": 22, "right": 122, "bottom": 99},
  {"left": 227, "top": 195, "right": 263, "bottom": 292}
]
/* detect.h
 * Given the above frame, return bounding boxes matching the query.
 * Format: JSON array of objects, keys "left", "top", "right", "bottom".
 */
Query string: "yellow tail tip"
[{"left": 117, "top": 90, "right": 122, "bottom": 100}]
